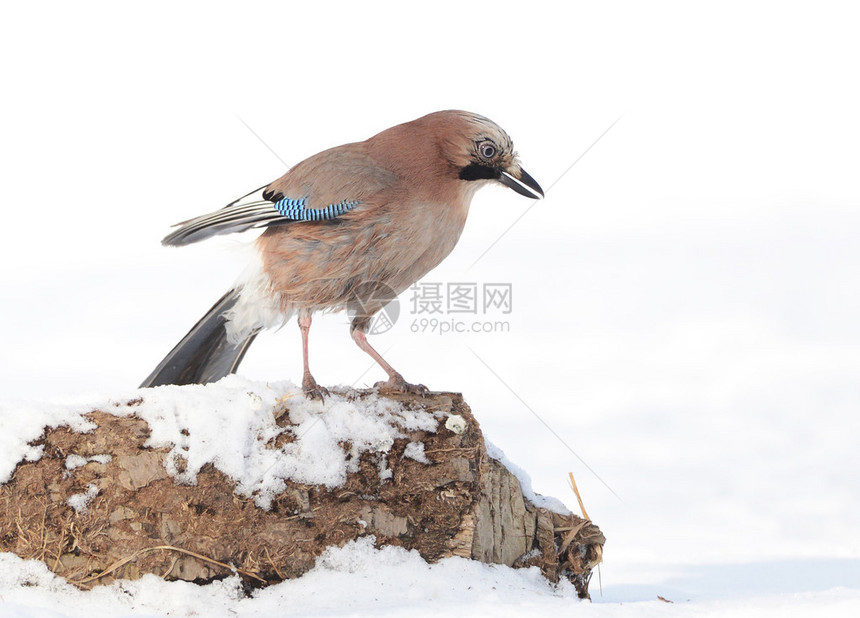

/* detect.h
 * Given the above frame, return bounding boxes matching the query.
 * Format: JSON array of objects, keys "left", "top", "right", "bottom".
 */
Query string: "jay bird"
[{"left": 141, "top": 110, "right": 544, "bottom": 398}]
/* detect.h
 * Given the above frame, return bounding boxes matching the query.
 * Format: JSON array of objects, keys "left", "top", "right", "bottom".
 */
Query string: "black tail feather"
[{"left": 140, "top": 290, "right": 258, "bottom": 388}]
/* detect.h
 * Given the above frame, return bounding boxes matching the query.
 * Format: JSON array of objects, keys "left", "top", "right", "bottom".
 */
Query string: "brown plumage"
[{"left": 141, "top": 110, "right": 543, "bottom": 397}]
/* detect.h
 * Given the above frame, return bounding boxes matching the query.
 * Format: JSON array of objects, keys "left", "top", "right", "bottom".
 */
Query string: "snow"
[
  {"left": 121, "top": 378, "right": 439, "bottom": 507},
  {"left": 4, "top": 376, "right": 445, "bottom": 509},
  {"left": 65, "top": 454, "right": 111, "bottom": 470},
  {"left": 66, "top": 484, "right": 100, "bottom": 514},
  {"left": 0, "top": 541, "right": 857, "bottom": 618},
  {"left": 0, "top": 401, "right": 96, "bottom": 484},
  {"left": 0, "top": 380, "right": 587, "bottom": 616},
  {"left": 2, "top": 0, "right": 860, "bottom": 615},
  {"left": 129, "top": 376, "right": 437, "bottom": 508},
  {"left": 2, "top": 380, "right": 857, "bottom": 616},
  {"left": 403, "top": 441, "right": 430, "bottom": 464}
]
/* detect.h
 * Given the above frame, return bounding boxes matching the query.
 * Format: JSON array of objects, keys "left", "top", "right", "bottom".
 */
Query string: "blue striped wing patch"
[{"left": 273, "top": 198, "right": 360, "bottom": 221}]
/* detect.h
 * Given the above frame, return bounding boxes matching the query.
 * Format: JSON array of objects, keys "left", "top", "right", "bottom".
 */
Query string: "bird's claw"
[
  {"left": 302, "top": 374, "right": 330, "bottom": 402},
  {"left": 374, "top": 373, "right": 429, "bottom": 396}
]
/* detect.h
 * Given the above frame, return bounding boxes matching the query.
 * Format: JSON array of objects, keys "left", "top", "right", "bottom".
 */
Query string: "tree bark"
[{"left": 0, "top": 390, "right": 604, "bottom": 598}]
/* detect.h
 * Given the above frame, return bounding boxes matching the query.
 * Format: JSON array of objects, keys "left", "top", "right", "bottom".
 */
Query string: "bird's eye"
[{"left": 479, "top": 142, "right": 497, "bottom": 159}]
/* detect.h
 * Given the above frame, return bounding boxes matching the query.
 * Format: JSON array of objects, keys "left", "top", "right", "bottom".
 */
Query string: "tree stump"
[{"left": 0, "top": 388, "right": 604, "bottom": 598}]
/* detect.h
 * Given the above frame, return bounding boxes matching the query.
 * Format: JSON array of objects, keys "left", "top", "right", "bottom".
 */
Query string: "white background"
[{"left": 1, "top": 0, "right": 858, "bottom": 609}]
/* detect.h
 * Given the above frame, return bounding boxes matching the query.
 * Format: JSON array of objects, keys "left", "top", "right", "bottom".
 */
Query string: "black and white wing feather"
[{"left": 161, "top": 186, "right": 359, "bottom": 246}]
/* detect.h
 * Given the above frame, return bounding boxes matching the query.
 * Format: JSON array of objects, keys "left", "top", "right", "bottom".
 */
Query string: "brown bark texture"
[{"left": 0, "top": 391, "right": 604, "bottom": 598}]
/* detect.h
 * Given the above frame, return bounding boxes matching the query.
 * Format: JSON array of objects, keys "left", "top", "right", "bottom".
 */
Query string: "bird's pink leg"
[
  {"left": 298, "top": 310, "right": 328, "bottom": 400},
  {"left": 351, "top": 329, "right": 428, "bottom": 395}
]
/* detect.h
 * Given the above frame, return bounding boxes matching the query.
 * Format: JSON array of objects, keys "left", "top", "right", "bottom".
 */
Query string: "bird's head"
[
  {"left": 367, "top": 110, "right": 544, "bottom": 201},
  {"left": 436, "top": 111, "right": 544, "bottom": 200}
]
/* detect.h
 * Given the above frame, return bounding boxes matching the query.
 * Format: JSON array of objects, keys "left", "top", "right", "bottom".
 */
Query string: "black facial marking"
[{"left": 459, "top": 163, "right": 500, "bottom": 181}]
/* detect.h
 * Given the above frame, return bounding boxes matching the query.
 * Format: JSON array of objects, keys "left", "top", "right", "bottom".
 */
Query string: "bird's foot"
[
  {"left": 374, "top": 372, "right": 429, "bottom": 396},
  {"left": 302, "top": 373, "right": 330, "bottom": 402}
]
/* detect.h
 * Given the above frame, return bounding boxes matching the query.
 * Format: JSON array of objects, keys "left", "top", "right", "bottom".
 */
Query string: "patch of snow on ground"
[
  {"left": 0, "top": 377, "right": 556, "bottom": 516},
  {"left": 0, "top": 400, "right": 97, "bottom": 483},
  {"left": 1, "top": 539, "right": 858, "bottom": 618},
  {"left": 64, "top": 454, "right": 89, "bottom": 470},
  {"left": 65, "top": 454, "right": 112, "bottom": 470},
  {"left": 403, "top": 441, "right": 430, "bottom": 463},
  {"left": 66, "top": 483, "right": 99, "bottom": 513},
  {"left": 115, "top": 376, "right": 441, "bottom": 507},
  {"left": 2, "top": 376, "right": 443, "bottom": 510}
]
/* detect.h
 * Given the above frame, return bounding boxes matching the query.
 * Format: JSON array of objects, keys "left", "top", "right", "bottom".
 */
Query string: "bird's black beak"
[{"left": 499, "top": 167, "right": 544, "bottom": 199}]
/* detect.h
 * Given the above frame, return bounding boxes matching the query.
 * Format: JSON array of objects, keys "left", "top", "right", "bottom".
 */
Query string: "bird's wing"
[
  {"left": 161, "top": 143, "right": 399, "bottom": 247},
  {"left": 161, "top": 185, "right": 360, "bottom": 246}
]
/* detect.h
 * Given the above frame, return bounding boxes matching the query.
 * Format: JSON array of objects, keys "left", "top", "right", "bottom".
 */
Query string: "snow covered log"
[{"left": 0, "top": 380, "right": 604, "bottom": 598}]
